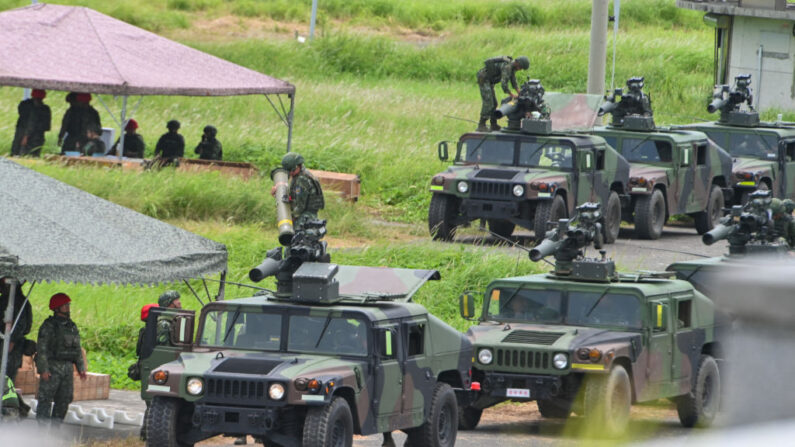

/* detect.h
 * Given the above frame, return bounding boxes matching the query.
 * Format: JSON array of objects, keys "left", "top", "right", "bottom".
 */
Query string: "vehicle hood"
[
  {"left": 628, "top": 164, "right": 669, "bottom": 183},
  {"left": 466, "top": 323, "right": 636, "bottom": 351},
  {"left": 441, "top": 165, "right": 569, "bottom": 183},
  {"left": 733, "top": 157, "right": 774, "bottom": 175}
]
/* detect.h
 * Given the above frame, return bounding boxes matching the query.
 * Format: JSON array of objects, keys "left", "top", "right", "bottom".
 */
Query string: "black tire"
[
  {"left": 147, "top": 396, "right": 193, "bottom": 447},
  {"left": 634, "top": 189, "right": 666, "bottom": 240},
  {"left": 694, "top": 185, "right": 724, "bottom": 235},
  {"left": 583, "top": 365, "right": 632, "bottom": 438},
  {"left": 428, "top": 194, "right": 459, "bottom": 241},
  {"left": 603, "top": 191, "right": 621, "bottom": 244},
  {"left": 676, "top": 355, "right": 721, "bottom": 428},
  {"left": 302, "top": 396, "right": 354, "bottom": 447},
  {"left": 534, "top": 195, "right": 567, "bottom": 241},
  {"left": 406, "top": 383, "right": 457, "bottom": 447},
  {"left": 457, "top": 405, "right": 482, "bottom": 430},
  {"left": 537, "top": 398, "right": 573, "bottom": 419},
  {"left": 488, "top": 219, "right": 515, "bottom": 239}
]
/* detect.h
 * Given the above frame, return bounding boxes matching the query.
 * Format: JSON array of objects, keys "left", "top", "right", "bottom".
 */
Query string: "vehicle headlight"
[
  {"left": 512, "top": 185, "right": 525, "bottom": 197},
  {"left": 457, "top": 181, "right": 469, "bottom": 193},
  {"left": 478, "top": 349, "right": 493, "bottom": 365},
  {"left": 269, "top": 383, "right": 286, "bottom": 400},
  {"left": 186, "top": 378, "right": 204, "bottom": 396},
  {"left": 553, "top": 353, "right": 568, "bottom": 370}
]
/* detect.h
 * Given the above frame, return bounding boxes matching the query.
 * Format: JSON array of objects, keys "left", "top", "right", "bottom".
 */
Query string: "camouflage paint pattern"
[
  {"left": 142, "top": 266, "right": 471, "bottom": 445},
  {"left": 464, "top": 272, "right": 718, "bottom": 412},
  {"left": 593, "top": 127, "right": 733, "bottom": 216},
  {"left": 429, "top": 131, "right": 629, "bottom": 231},
  {"left": 676, "top": 121, "right": 795, "bottom": 203}
]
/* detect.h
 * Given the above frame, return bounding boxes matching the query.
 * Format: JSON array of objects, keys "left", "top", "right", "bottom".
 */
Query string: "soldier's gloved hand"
[
  {"left": 270, "top": 185, "right": 278, "bottom": 197},
  {"left": 41, "top": 372, "right": 52, "bottom": 381},
  {"left": 78, "top": 371, "right": 87, "bottom": 381}
]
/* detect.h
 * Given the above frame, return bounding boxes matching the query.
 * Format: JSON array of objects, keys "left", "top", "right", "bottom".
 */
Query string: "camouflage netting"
[
  {"left": 0, "top": 158, "right": 227, "bottom": 285},
  {"left": 0, "top": 4, "right": 294, "bottom": 96}
]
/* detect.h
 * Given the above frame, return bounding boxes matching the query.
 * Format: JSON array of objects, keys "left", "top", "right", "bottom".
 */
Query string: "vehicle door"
[
  {"left": 591, "top": 145, "right": 611, "bottom": 205},
  {"left": 691, "top": 142, "right": 712, "bottom": 211},
  {"left": 641, "top": 295, "right": 674, "bottom": 401},
  {"left": 674, "top": 144, "right": 695, "bottom": 212},
  {"left": 373, "top": 322, "right": 407, "bottom": 431},
  {"left": 672, "top": 292, "right": 698, "bottom": 395},
  {"left": 403, "top": 317, "right": 433, "bottom": 420},
  {"left": 575, "top": 148, "right": 596, "bottom": 207},
  {"left": 779, "top": 139, "right": 795, "bottom": 200},
  {"left": 141, "top": 307, "right": 195, "bottom": 398}
]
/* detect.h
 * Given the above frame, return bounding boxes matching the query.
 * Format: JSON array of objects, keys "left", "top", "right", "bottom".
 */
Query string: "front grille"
[
  {"left": 206, "top": 378, "right": 268, "bottom": 404},
  {"left": 495, "top": 349, "right": 549, "bottom": 369},
  {"left": 475, "top": 169, "right": 518, "bottom": 180},
  {"left": 501, "top": 330, "right": 564, "bottom": 346},
  {"left": 471, "top": 181, "right": 511, "bottom": 198}
]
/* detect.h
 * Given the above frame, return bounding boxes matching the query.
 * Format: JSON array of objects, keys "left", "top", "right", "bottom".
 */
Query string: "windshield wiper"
[
  {"left": 521, "top": 140, "right": 553, "bottom": 167},
  {"left": 314, "top": 316, "right": 333, "bottom": 349},
  {"left": 222, "top": 309, "right": 241, "bottom": 344},
  {"left": 498, "top": 284, "right": 532, "bottom": 319},
  {"left": 585, "top": 289, "right": 611, "bottom": 317}
]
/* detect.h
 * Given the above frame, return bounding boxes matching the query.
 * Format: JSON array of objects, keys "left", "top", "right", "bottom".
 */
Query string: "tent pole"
[
  {"left": 118, "top": 96, "right": 128, "bottom": 162},
  {"left": 287, "top": 93, "right": 295, "bottom": 153},
  {"left": 0, "top": 277, "right": 18, "bottom": 418},
  {"left": 217, "top": 271, "right": 226, "bottom": 301}
]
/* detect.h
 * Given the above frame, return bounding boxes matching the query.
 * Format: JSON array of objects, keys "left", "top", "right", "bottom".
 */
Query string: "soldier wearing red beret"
[{"left": 11, "top": 89, "right": 51, "bottom": 157}]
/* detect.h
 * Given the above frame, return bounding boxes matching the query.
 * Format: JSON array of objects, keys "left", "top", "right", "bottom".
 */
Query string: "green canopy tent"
[{"left": 0, "top": 157, "right": 228, "bottom": 415}]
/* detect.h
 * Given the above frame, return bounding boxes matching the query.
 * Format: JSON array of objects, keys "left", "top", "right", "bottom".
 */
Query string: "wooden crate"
[
  {"left": 72, "top": 372, "right": 111, "bottom": 401},
  {"left": 308, "top": 169, "right": 361, "bottom": 202},
  {"left": 14, "top": 368, "right": 38, "bottom": 395}
]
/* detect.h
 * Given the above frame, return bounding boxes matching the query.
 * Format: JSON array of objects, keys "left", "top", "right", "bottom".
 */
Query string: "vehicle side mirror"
[
  {"left": 459, "top": 292, "right": 477, "bottom": 320},
  {"left": 438, "top": 141, "right": 449, "bottom": 162},
  {"left": 376, "top": 328, "right": 397, "bottom": 359},
  {"left": 653, "top": 303, "right": 668, "bottom": 331},
  {"left": 171, "top": 315, "right": 195, "bottom": 347}
]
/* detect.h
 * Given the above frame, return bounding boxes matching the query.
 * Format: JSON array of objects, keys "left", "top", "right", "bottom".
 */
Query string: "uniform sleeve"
[
  {"left": 177, "top": 135, "right": 185, "bottom": 157},
  {"left": 500, "top": 64, "right": 514, "bottom": 94},
  {"left": 43, "top": 105, "right": 52, "bottom": 132},
  {"left": 194, "top": 141, "right": 201, "bottom": 155},
  {"left": 36, "top": 320, "right": 53, "bottom": 374},
  {"left": 156, "top": 319, "right": 171, "bottom": 345},
  {"left": 59, "top": 109, "right": 72, "bottom": 141},
  {"left": 217, "top": 141, "right": 223, "bottom": 160},
  {"left": 73, "top": 326, "right": 86, "bottom": 373},
  {"left": 155, "top": 135, "right": 165, "bottom": 156}
]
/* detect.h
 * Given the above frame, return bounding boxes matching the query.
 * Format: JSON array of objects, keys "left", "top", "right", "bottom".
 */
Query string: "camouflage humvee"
[
  {"left": 676, "top": 75, "right": 795, "bottom": 204},
  {"left": 140, "top": 229, "right": 471, "bottom": 447},
  {"left": 430, "top": 87, "right": 630, "bottom": 242},
  {"left": 592, "top": 127, "right": 733, "bottom": 239},
  {"left": 456, "top": 204, "right": 723, "bottom": 436}
]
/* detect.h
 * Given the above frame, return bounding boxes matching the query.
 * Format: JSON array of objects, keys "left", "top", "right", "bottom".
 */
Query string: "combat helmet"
[
  {"left": 515, "top": 56, "right": 530, "bottom": 70},
  {"left": 281, "top": 152, "right": 304, "bottom": 171},
  {"left": 167, "top": 120, "right": 181, "bottom": 131},
  {"left": 158, "top": 290, "right": 180, "bottom": 307},
  {"left": 203, "top": 125, "right": 217, "bottom": 138}
]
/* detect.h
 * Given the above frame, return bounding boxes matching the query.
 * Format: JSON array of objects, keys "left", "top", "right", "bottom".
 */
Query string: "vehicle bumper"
[
  {"left": 193, "top": 404, "right": 281, "bottom": 435},
  {"left": 461, "top": 198, "right": 520, "bottom": 219},
  {"left": 480, "top": 372, "right": 563, "bottom": 401}
]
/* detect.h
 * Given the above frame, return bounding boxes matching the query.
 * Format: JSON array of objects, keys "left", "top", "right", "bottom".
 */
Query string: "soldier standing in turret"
[
  {"left": 35, "top": 293, "right": 86, "bottom": 424},
  {"left": 476, "top": 55, "right": 530, "bottom": 132},
  {"left": 156, "top": 290, "right": 182, "bottom": 346},
  {"left": 271, "top": 152, "right": 325, "bottom": 232},
  {"left": 11, "top": 89, "right": 51, "bottom": 157}
]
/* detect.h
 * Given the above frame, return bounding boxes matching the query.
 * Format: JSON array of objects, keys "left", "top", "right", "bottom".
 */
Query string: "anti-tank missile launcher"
[
  {"left": 598, "top": 76, "right": 655, "bottom": 131},
  {"left": 707, "top": 74, "right": 760, "bottom": 127},
  {"left": 495, "top": 79, "right": 551, "bottom": 131},
  {"left": 703, "top": 189, "right": 791, "bottom": 255}
]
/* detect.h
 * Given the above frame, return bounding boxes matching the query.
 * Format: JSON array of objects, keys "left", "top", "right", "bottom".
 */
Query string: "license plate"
[{"left": 506, "top": 388, "right": 530, "bottom": 398}]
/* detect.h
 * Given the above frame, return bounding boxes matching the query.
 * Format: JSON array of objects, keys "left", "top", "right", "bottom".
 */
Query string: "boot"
[
  {"left": 490, "top": 118, "right": 501, "bottom": 131},
  {"left": 476, "top": 118, "right": 488, "bottom": 132}
]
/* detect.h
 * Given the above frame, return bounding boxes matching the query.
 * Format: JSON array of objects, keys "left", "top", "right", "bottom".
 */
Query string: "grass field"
[{"left": 0, "top": 0, "right": 790, "bottom": 389}]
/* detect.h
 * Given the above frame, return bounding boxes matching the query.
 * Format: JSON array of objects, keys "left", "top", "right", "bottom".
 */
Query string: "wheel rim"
[
  {"left": 330, "top": 418, "right": 346, "bottom": 447},
  {"left": 438, "top": 402, "right": 453, "bottom": 443}
]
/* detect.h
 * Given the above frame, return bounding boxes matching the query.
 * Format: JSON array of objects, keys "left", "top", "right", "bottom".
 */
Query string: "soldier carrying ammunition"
[
  {"left": 598, "top": 76, "right": 653, "bottom": 127},
  {"left": 476, "top": 55, "right": 530, "bottom": 132},
  {"left": 270, "top": 152, "right": 324, "bottom": 233}
]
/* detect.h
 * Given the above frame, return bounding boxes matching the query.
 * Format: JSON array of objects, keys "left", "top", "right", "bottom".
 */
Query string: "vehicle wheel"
[
  {"left": 488, "top": 219, "right": 515, "bottom": 239},
  {"left": 694, "top": 185, "right": 724, "bottom": 235},
  {"left": 676, "top": 355, "right": 721, "bottom": 428},
  {"left": 147, "top": 396, "right": 194, "bottom": 447},
  {"left": 602, "top": 191, "right": 621, "bottom": 244},
  {"left": 457, "top": 405, "right": 482, "bottom": 430},
  {"left": 583, "top": 365, "right": 632, "bottom": 437},
  {"left": 406, "top": 383, "right": 457, "bottom": 447},
  {"left": 634, "top": 189, "right": 666, "bottom": 240},
  {"left": 428, "top": 194, "right": 459, "bottom": 241},
  {"left": 534, "top": 195, "right": 567, "bottom": 241},
  {"left": 302, "top": 396, "right": 354, "bottom": 447},
  {"left": 537, "top": 398, "right": 573, "bottom": 419}
]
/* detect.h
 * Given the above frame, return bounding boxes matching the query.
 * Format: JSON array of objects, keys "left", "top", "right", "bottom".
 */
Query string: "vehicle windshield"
[
  {"left": 461, "top": 137, "right": 514, "bottom": 165},
  {"left": 518, "top": 142, "right": 574, "bottom": 169},
  {"left": 615, "top": 137, "right": 672, "bottom": 163},
  {"left": 485, "top": 287, "right": 642, "bottom": 330},
  {"left": 460, "top": 137, "right": 574, "bottom": 169},
  {"left": 199, "top": 309, "right": 368, "bottom": 356},
  {"left": 703, "top": 130, "right": 778, "bottom": 159}
]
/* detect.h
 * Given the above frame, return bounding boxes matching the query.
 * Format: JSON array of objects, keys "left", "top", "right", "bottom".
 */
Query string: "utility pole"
[{"left": 587, "top": 0, "right": 609, "bottom": 95}]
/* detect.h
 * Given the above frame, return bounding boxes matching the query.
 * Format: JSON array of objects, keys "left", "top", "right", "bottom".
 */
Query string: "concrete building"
[{"left": 677, "top": 0, "right": 795, "bottom": 111}]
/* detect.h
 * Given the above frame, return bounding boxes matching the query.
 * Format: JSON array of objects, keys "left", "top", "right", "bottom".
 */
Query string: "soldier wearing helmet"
[
  {"left": 194, "top": 125, "right": 223, "bottom": 161},
  {"left": 156, "top": 290, "right": 182, "bottom": 346},
  {"left": 477, "top": 55, "right": 530, "bottom": 132},
  {"left": 36, "top": 293, "right": 87, "bottom": 424},
  {"left": 770, "top": 198, "right": 795, "bottom": 247},
  {"left": 153, "top": 120, "right": 185, "bottom": 167},
  {"left": 11, "top": 89, "right": 51, "bottom": 157},
  {"left": 272, "top": 152, "right": 325, "bottom": 231}
]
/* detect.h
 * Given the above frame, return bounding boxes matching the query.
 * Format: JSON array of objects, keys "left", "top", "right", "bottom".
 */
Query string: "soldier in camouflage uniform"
[
  {"left": 11, "top": 89, "right": 51, "bottom": 157},
  {"left": 272, "top": 152, "right": 325, "bottom": 231},
  {"left": 156, "top": 290, "right": 182, "bottom": 345},
  {"left": 476, "top": 55, "right": 530, "bottom": 132},
  {"left": 771, "top": 198, "right": 795, "bottom": 247},
  {"left": 0, "top": 278, "right": 33, "bottom": 383},
  {"left": 35, "top": 293, "right": 87, "bottom": 424},
  {"left": 194, "top": 125, "right": 223, "bottom": 161}
]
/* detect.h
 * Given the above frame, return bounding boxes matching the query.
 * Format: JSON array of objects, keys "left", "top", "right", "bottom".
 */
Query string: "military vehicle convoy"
[
  {"left": 140, "top": 180, "right": 472, "bottom": 447},
  {"left": 429, "top": 79, "right": 630, "bottom": 242},
  {"left": 593, "top": 77, "right": 733, "bottom": 239},
  {"left": 677, "top": 75, "right": 795, "bottom": 205},
  {"left": 456, "top": 203, "right": 723, "bottom": 437}
]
